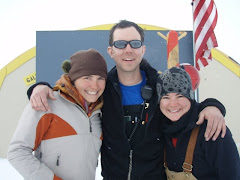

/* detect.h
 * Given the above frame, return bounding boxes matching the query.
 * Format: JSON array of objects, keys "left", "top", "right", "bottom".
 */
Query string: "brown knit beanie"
[{"left": 67, "top": 49, "right": 107, "bottom": 82}]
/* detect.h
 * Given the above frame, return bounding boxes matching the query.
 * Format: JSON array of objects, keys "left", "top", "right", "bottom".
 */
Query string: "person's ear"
[
  {"left": 141, "top": 45, "right": 146, "bottom": 57},
  {"left": 107, "top": 46, "right": 114, "bottom": 58}
]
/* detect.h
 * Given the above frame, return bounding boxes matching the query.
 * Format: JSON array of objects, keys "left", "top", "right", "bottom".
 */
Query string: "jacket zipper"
[
  {"left": 127, "top": 150, "right": 133, "bottom": 180},
  {"left": 89, "top": 119, "right": 92, "bottom": 132},
  {"left": 110, "top": 80, "right": 134, "bottom": 180},
  {"left": 58, "top": 90, "right": 96, "bottom": 133}
]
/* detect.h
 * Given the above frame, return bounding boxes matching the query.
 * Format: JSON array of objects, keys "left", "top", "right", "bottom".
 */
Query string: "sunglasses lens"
[
  {"left": 113, "top": 40, "right": 142, "bottom": 49},
  {"left": 129, "top": 40, "right": 142, "bottom": 48},
  {"left": 113, "top": 41, "right": 127, "bottom": 49}
]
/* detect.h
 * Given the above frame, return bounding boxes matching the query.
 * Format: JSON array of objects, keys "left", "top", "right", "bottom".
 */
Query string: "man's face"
[{"left": 107, "top": 27, "right": 146, "bottom": 74}]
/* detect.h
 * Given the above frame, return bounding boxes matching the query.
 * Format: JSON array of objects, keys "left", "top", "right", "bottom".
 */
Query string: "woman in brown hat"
[{"left": 8, "top": 49, "right": 107, "bottom": 180}]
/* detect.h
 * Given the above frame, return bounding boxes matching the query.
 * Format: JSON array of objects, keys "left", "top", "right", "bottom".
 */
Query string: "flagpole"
[{"left": 191, "top": 0, "right": 200, "bottom": 103}]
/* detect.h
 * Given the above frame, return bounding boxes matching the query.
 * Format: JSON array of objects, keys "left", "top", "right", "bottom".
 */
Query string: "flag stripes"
[{"left": 193, "top": 0, "right": 218, "bottom": 70}]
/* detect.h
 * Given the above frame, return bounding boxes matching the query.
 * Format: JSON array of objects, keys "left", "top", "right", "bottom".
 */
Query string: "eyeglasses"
[{"left": 112, "top": 40, "right": 143, "bottom": 49}]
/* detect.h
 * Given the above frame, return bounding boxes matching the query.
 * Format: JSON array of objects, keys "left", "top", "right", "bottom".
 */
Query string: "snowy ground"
[{"left": 0, "top": 157, "right": 103, "bottom": 180}]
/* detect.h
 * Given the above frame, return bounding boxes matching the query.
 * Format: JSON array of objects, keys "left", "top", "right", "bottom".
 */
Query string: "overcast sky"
[{"left": 0, "top": 0, "right": 239, "bottom": 70}]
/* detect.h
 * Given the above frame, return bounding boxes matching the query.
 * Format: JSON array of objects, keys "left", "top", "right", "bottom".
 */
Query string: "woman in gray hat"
[
  {"left": 8, "top": 49, "right": 107, "bottom": 180},
  {"left": 157, "top": 66, "right": 240, "bottom": 180}
]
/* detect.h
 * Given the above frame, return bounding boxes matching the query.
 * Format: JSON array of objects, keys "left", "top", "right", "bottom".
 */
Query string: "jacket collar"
[{"left": 162, "top": 100, "right": 199, "bottom": 137}]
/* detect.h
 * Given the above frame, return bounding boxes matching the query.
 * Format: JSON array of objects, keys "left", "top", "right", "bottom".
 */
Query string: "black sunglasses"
[{"left": 112, "top": 40, "right": 143, "bottom": 49}]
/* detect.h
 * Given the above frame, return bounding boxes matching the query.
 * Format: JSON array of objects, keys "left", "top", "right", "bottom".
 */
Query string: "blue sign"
[{"left": 36, "top": 30, "right": 193, "bottom": 86}]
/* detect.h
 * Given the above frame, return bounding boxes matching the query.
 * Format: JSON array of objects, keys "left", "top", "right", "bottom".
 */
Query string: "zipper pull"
[
  {"left": 135, "top": 116, "right": 138, "bottom": 123},
  {"left": 56, "top": 154, "right": 60, "bottom": 166}
]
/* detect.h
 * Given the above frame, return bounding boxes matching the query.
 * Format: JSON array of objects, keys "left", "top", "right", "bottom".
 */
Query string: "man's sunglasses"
[{"left": 112, "top": 40, "right": 143, "bottom": 49}]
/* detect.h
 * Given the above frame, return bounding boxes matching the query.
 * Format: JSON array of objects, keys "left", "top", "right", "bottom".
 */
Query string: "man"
[{"left": 28, "top": 20, "right": 226, "bottom": 179}]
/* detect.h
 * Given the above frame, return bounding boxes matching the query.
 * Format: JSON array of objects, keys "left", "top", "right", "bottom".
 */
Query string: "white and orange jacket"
[{"left": 8, "top": 75, "right": 103, "bottom": 180}]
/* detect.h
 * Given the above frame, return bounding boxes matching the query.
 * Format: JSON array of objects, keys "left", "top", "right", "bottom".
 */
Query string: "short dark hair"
[{"left": 109, "top": 20, "right": 145, "bottom": 46}]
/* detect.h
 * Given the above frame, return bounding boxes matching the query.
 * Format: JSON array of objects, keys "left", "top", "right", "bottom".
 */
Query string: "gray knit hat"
[
  {"left": 156, "top": 67, "right": 194, "bottom": 102},
  {"left": 62, "top": 49, "right": 107, "bottom": 82}
]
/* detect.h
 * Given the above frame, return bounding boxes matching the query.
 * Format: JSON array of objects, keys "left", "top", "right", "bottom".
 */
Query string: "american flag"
[{"left": 192, "top": 0, "right": 218, "bottom": 70}]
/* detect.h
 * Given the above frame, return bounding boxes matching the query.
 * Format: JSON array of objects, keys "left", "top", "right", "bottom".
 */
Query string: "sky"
[{"left": 0, "top": 0, "right": 240, "bottom": 70}]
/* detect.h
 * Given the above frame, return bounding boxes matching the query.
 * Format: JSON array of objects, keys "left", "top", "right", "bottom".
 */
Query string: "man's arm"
[
  {"left": 27, "top": 82, "right": 55, "bottom": 112},
  {"left": 198, "top": 98, "right": 226, "bottom": 141},
  {"left": 27, "top": 82, "right": 52, "bottom": 99}
]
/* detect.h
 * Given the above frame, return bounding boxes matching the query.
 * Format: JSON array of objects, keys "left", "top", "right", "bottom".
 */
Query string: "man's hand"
[
  {"left": 30, "top": 85, "right": 56, "bottom": 112},
  {"left": 197, "top": 106, "right": 226, "bottom": 141}
]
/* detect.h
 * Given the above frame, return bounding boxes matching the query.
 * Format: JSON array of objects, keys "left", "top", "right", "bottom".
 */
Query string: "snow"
[
  {"left": 0, "top": 158, "right": 23, "bottom": 179},
  {"left": 0, "top": 158, "right": 103, "bottom": 180}
]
